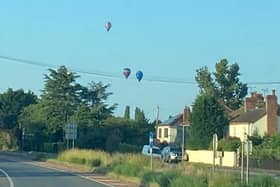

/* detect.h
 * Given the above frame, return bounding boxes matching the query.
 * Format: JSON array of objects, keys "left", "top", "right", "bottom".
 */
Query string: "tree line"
[{"left": 0, "top": 65, "right": 153, "bottom": 152}]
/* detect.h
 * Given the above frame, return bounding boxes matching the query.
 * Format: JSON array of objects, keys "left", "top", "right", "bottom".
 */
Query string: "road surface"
[{"left": 0, "top": 155, "right": 108, "bottom": 187}]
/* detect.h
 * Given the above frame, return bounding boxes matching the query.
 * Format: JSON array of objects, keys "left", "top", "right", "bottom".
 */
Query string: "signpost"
[
  {"left": 212, "top": 133, "right": 218, "bottom": 172},
  {"left": 65, "top": 123, "right": 77, "bottom": 149},
  {"left": 149, "top": 131, "right": 153, "bottom": 170}
]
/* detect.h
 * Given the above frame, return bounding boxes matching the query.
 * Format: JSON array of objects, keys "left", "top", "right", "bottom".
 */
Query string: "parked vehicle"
[
  {"left": 161, "top": 146, "right": 182, "bottom": 163},
  {"left": 141, "top": 145, "right": 162, "bottom": 159}
]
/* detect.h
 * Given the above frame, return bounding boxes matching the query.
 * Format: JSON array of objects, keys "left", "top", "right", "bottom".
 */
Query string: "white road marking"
[
  {"left": 29, "top": 163, "right": 114, "bottom": 187},
  {"left": 0, "top": 168, "right": 15, "bottom": 187}
]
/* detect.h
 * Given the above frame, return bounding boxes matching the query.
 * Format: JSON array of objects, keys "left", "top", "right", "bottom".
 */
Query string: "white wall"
[
  {"left": 169, "top": 126, "right": 177, "bottom": 143},
  {"left": 229, "top": 122, "right": 250, "bottom": 141},
  {"left": 186, "top": 150, "right": 237, "bottom": 167},
  {"left": 252, "top": 115, "right": 267, "bottom": 136},
  {"left": 157, "top": 126, "right": 177, "bottom": 143}
]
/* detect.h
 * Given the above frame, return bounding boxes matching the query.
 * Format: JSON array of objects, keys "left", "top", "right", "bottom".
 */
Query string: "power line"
[
  {"left": 0, "top": 55, "right": 280, "bottom": 86},
  {"left": 0, "top": 55, "right": 197, "bottom": 85}
]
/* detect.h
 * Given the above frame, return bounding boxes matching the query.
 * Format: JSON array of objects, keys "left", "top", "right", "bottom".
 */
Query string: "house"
[
  {"left": 229, "top": 90, "right": 280, "bottom": 141},
  {"left": 156, "top": 106, "right": 190, "bottom": 144}
]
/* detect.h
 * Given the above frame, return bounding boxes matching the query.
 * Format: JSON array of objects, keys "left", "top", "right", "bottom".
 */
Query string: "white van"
[{"left": 141, "top": 145, "right": 161, "bottom": 159}]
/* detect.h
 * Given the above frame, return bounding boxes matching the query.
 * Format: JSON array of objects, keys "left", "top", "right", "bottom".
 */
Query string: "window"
[
  {"left": 159, "top": 128, "right": 162, "bottom": 138},
  {"left": 164, "top": 128, "right": 168, "bottom": 138}
]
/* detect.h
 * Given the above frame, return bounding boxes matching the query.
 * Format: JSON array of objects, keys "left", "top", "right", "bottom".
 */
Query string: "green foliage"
[
  {"left": 55, "top": 149, "right": 280, "bottom": 187},
  {"left": 134, "top": 107, "right": 147, "bottom": 123},
  {"left": 123, "top": 105, "right": 130, "bottom": 119},
  {"left": 217, "top": 137, "right": 241, "bottom": 151},
  {"left": 195, "top": 59, "right": 248, "bottom": 110},
  {"left": 209, "top": 173, "right": 242, "bottom": 187},
  {"left": 105, "top": 129, "right": 121, "bottom": 153},
  {"left": 252, "top": 134, "right": 280, "bottom": 160},
  {"left": 118, "top": 143, "right": 140, "bottom": 153},
  {"left": 250, "top": 175, "right": 280, "bottom": 187},
  {"left": 170, "top": 175, "right": 208, "bottom": 187},
  {"left": 189, "top": 94, "right": 228, "bottom": 149},
  {"left": 40, "top": 66, "right": 81, "bottom": 142},
  {"left": 43, "top": 142, "right": 65, "bottom": 153},
  {"left": 0, "top": 130, "right": 17, "bottom": 150},
  {"left": 0, "top": 88, "right": 37, "bottom": 129},
  {"left": 113, "top": 163, "right": 145, "bottom": 178}
]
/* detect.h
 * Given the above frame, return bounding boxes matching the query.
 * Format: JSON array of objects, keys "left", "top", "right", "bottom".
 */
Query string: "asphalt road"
[{"left": 0, "top": 156, "right": 108, "bottom": 187}]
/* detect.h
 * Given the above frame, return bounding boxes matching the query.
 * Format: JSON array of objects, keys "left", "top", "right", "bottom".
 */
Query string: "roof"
[
  {"left": 158, "top": 114, "right": 183, "bottom": 126},
  {"left": 230, "top": 108, "right": 266, "bottom": 123}
]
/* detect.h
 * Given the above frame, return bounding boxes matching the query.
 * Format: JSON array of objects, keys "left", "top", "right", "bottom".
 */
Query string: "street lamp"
[{"left": 181, "top": 123, "right": 190, "bottom": 163}]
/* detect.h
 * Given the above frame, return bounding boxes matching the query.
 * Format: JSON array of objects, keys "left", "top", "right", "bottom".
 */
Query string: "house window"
[
  {"left": 159, "top": 128, "right": 162, "bottom": 138},
  {"left": 164, "top": 128, "right": 168, "bottom": 138}
]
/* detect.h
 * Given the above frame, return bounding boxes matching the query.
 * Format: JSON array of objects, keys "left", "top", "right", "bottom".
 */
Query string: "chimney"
[
  {"left": 244, "top": 92, "right": 264, "bottom": 112},
  {"left": 183, "top": 106, "right": 190, "bottom": 124},
  {"left": 266, "top": 89, "right": 278, "bottom": 134}
]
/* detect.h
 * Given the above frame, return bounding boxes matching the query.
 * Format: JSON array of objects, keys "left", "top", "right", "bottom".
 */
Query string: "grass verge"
[{"left": 49, "top": 149, "right": 280, "bottom": 187}]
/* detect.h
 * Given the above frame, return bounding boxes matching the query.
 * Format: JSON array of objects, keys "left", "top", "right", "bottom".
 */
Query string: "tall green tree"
[
  {"left": 40, "top": 66, "right": 81, "bottom": 141},
  {"left": 188, "top": 94, "right": 228, "bottom": 149},
  {"left": 79, "top": 81, "right": 117, "bottom": 121},
  {"left": 195, "top": 59, "right": 248, "bottom": 110},
  {"left": 124, "top": 105, "right": 130, "bottom": 119},
  {"left": 0, "top": 88, "right": 37, "bottom": 129},
  {"left": 134, "top": 107, "right": 146, "bottom": 123}
]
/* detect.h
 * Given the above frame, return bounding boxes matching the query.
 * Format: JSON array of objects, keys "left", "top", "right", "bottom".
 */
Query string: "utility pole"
[
  {"left": 241, "top": 141, "right": 244, "bottom": 184},
  {"left": 22, "top": 128, "right": 25, "bottom": 152},
  {"left": 246, "top": 141, "right": 249, "bottom": 185},
  {"left": 156, "top": 106, "right": 159, "bottom": 126}
]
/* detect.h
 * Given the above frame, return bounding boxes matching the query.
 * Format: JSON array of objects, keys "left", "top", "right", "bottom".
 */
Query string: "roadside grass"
[{"left": 50, "top": 149, "right": 280, "bottom": 187}]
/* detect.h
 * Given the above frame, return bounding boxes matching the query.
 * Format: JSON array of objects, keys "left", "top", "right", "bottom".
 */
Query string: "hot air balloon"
[
  {"left": 105, "top": 21, "right": 112, "bottom": 32},
  {"left": 136, "top": 70, "right": 143, "bottom": 82},
  {"left": 123, "top": 68, "right": 131, "bottom": 79}
]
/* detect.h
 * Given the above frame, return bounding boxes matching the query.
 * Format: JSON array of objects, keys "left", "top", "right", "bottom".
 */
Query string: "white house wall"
[
  {"left": 229, "top": 123, "right": 250, "bottom": 142},
  {"left": 157, "top": 126, "right": 178, "bottom": 143},
  {"left": 170, "top": 126, "right": 177, "bottom": 143},
  {"left": 252, "top": 115, "right": 267, "bottom": 136}
]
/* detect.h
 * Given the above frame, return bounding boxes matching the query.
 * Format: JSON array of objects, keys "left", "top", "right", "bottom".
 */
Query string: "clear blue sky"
[{"left": 0, "top": 1, "right": 279, "bottom": 121}]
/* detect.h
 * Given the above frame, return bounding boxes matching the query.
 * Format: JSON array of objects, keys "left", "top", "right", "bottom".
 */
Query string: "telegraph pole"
[
  {"left": 241, "top": 141, "right": 244, "bottom": 184},
  {"left": 156, "top": 106, "right": 159, "bottom": 126}
]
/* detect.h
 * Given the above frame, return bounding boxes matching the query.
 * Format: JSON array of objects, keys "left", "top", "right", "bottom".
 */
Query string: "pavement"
[{"left": 0, "top": 151, "right": 139, "bottom": 187}]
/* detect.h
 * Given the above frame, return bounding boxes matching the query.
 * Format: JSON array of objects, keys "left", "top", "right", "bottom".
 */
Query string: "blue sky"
[{"left": 0, "top": 1, "right": 279, "bottom": 121}]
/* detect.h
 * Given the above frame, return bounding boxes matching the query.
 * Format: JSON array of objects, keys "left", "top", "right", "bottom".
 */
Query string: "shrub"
[
  {"left": 69, "top": 157, "right": 86, "bottom": 165},
  {"left": 250, "top": 175, "right": 280, "bottom": 187},
  {"left": 170, "top": 175, "right": 208, "bottom": 187},
  {"left": 217, "top": 137, "right": 241, "bottom": 151},
  {"left": 208, "top": 173, "right": 242, "bottom": 187},
  {"left": 113, "top": 163, "right": 145, "bottom": 178},
  {"left": 118, "top": 143, "right": 140, "bottom": 153},
  {"left": 87, "top": 159, "right": 101, "bottom": 167}
]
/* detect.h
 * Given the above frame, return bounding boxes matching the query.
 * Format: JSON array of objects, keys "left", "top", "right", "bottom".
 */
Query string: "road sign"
[
  {"left": 149, "top": 132, "right": 153, "bottom": 147},
  {"left": 245, "top": 140, "right": 253, "bottom": 155},
  {"left": 213, "top": 133, "right": 218, "bottom": 158},
  {"left": 65, "top": 123, "right": 77, "bottom": 140}
]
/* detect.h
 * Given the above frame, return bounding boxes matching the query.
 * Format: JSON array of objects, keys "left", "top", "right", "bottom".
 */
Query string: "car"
[
  {"left": 141, "top": 145, "right": 162, "bottom": 159},
  {"left": 161, "top": 146, "right": 182, "bottom": 163}
]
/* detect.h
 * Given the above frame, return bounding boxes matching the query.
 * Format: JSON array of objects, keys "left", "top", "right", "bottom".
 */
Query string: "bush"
[
  {"left": 208, "top": 173, "right": 242, "bottom": 187},
  {"left": 170, "top": 175, "right": 208, "bottom": 187},
  {"left": 43, "top": 142, "right": 65, "bottom": 153},
  {"left": 118, "top": 143, "right": 140, "bottom": 153},
  {"left": 57, "top": 149, "right": 111, "bottom": 167},
  {"left": 250, "top": 175, "right": 280, "bottom": 187},
  {"left": 69, "top": 157, "right": 86, "bottom": 165},
  {"left": 87, "top": 159, "right": 101, "bottom": 167},
  {"left": 113, "top": 163, "right": 145, "bottom": 178},
  {"left": 217, "top": 137, "right": 241, "bottom": 151}
]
